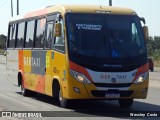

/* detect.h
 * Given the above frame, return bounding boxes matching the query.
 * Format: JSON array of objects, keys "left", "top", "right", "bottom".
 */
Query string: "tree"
[
  {"left": 146, "top": 36, "right": 160, "bottom": 60},
  {"left": 0, "top": 34, "right": 7, "bottom": 49}
]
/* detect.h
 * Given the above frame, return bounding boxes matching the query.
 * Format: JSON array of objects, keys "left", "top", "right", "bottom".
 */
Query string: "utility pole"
[
  {"left": 11, "top": 0, "right": 13, "bottom": 17},
  {"left": 109, "top": 0, "right": 112, "bottom": 6},
  {"left": 17, "top": 0, "right": 19, "bottom": 15}
]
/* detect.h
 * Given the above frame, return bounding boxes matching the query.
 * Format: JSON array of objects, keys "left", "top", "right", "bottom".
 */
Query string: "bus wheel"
[
  {"left": 21, "top": 80, "right": 29, "bottom": 96},
  {"left": 118, "top": 99, "right": 133, "bottom": 108},
  {"left": 58, "top": 89, "right": 69, "bottom": 108}
]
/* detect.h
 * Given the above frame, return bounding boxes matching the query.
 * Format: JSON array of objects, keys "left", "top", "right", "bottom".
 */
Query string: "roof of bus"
[
  {"left": 10, "top": 5, "right": 137, "bottom": 22},
  {"left": 57, "top": 5, "right": 136, "bottom": 15}
]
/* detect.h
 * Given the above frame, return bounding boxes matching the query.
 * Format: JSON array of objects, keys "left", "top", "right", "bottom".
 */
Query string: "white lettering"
[
  {"left": 32, "top": 57, "right": 34, "bottom": 65},
  {"left": 21, "top": 113, "right": 27, "bottom": 117},
  {"left": 130, "top": 113, "right": 134, "bottom": 116},
  {"left": 76, "top": 24, "right": 102, "bottom": 31},
  {"left": 24, "top": 57, "right": 41, "bottom": 67},
  {"left": 147, "top": 113, "right": 158, "bottom": 117},
  {"left": 33, "top": 58, "right": 36, "bottom": 66},
  {"left": 29, "top": 57, "right": 31, "bottom": 66},
  {"left": 39, "top": 58, "right": 41, "bottom": 67},
  {"left": 24, "top": 57, "right": 26, "bottom": 66},
  {"left": 130, "top": 113, "right": 145, "bottom": 117},
  {"left": 28, "top": 113, "right": 42, "bottom": 117},
  {"left": 36, "top": 58, "right": 39, "bottom": 67},
  {"left": 117, "top": 75, "right": 126, "bottom": 79},
  {"left": 12, "top": 112, "right": 18, "bottom": 117}
]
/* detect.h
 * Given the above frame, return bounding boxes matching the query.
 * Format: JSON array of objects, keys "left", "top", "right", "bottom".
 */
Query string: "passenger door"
[{"left": 45, "top": 21, "right": 55, "bottom": 96}]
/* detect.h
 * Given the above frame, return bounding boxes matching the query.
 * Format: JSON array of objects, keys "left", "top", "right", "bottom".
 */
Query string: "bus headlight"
[
  {"left": 70, "top": 69, "right": 91, "bottom": 84},
  {"left": 134, "top": 71, "right": 149, "bottom": 84}
]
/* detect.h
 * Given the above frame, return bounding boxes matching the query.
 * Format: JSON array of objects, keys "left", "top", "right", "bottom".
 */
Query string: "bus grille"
[
  {"left": 93, "top": 83, "right": 132, "bottom": 88},
  {"left": 91, "top": 90, "right": 134, "bottom": 97}
]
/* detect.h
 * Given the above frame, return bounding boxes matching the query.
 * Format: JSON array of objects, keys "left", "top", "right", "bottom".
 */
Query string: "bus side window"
[
  {"left": 45, "top": 21, "right": 54, "bottom": 49},
  {"left": 53, "top": 19, "right": 65, "bottom": 52},
  {"left": 35, "top": 18, "right": 46, "bottom": 49},
  {"left": 16, "top": 22, "right": 25, "bottom": 48},
  {"left": 8, "top": 24, "right": 17, "bottom": 48},
  {"left": 25, "top": 20, "right": 35, "bottom": 49}
]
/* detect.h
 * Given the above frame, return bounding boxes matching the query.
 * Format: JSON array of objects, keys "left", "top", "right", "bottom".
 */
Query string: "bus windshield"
[{"left": 66, "top": 13, "right": 147, "bottom": 71}]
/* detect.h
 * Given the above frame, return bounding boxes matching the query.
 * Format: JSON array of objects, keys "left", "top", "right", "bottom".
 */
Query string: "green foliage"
[
  {"left": 0, "top": 34, "right": 7, "bottom": 49},
  {"left": 0, "top": 34, "right": 7, "bottom": 54},
  {"left": 146, "top": 36, "right": 160, "bottom": 60}
]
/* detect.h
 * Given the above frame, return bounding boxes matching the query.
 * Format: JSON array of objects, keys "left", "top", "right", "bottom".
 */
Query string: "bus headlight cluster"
[
  {"left": 134, "top": 71, "right": 149, "bottom": 84},
  {"left": 70, "top": 69, "right": 91, "bottom": 84}
]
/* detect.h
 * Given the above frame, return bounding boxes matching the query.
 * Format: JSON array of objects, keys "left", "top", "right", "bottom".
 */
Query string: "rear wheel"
[
  {"left": 21, "top": 80, "right": 37, "bottom": 97},
  {"left": 21, "top": 80, "right": 29, "bottom": 96},
  {"left": 118, "top": 99, "right": 133, "bottom": 108}
]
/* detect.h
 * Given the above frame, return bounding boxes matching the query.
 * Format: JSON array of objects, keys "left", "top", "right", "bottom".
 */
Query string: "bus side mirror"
[
  {"left": 54, "top": 23, "right": 61, "bottom": 37},
  {"left": 140, "top": 17, "right": 146, "bottom": 25},
  {"left": 143, "top": 26, "right": 149, "bottom": 40}
]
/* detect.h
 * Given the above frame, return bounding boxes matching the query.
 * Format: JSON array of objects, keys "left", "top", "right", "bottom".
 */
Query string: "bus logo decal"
[
  {"left": 112, "top": 50, "right": 118, "bottom": 57},
  {"left": 111, "top": 78, "right": 117, "bottom": 83},
  {"left": 117, "top": 75, "right": 126, "bottom": 80}
]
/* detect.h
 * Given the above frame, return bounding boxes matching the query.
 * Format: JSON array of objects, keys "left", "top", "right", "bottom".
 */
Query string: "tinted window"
[
  {"left": 25, "top": 20, "right": 35, "bottom": 48},
  {"left": 66, "top": 13, "right": 147, "bottom": 71},
  {"left": 16, "top": 22, "right": 25, "bottom": 48},
  {"left": 66, "top": 13, "right": 146, "bottom": 58},
  {"left": 8, "top": 24, "right": 17, "bottom": 48},
  {"left": 35, "top": 18, "right": 46, "bottom": 48},
  {"left": 45, "top": 21, "right": 54, "bottom": 49},
  {"left": 53, "top": 19, "right": 65, "bottom": 52}
]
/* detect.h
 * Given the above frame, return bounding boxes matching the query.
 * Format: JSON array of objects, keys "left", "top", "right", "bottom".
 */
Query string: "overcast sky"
[{"left": 0, "top": 0, "right": 159, "bottom": 36}]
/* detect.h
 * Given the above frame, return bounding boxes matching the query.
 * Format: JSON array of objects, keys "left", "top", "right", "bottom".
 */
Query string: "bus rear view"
[{"left": 65, "top": 9, "right": 149, "bottom": 108}]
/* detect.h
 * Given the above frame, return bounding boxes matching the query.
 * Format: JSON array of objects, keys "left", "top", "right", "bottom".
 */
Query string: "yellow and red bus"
[{"left": 6, "top": 5, "right": 149, "bottom": 108}]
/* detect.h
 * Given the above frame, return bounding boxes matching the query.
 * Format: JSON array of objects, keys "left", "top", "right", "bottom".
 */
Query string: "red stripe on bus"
[
  {"left": 78, "top": 65, "right": 93, "bottom": 83},
  {"left": 69, "top": 61, "right": 78, "bottom": 71},
  {"left": 133, "top": 63, "right": 149, "bottom": 82},
  {"left": 69, "top": 60, "right": 93, "bottom": 83}
]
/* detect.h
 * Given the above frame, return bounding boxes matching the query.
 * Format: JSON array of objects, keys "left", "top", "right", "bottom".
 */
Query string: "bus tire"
[
  {"left": 151, "top": 68, "right": 154, "bottom": 72},
  {"left": 118, "top": 99, "right": 133, "bottom": 108},
  {"left": 53, "top": 80, "right": 69, "bottom": 108},
  {"left": 58, "top": 89, "right": 69, "bottom": 108},
  {"left": 21, "top": 80, "right": 29, "bottom": 96}
]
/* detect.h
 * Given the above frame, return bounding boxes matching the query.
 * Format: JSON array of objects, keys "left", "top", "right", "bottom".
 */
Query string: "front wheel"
[
  {"left": 58, "top": 89, "right": 69, "bottom": 108},
  {"left": 118, "top": 99, "right": 133, "bottom": 108},
  {"left": 150, "top": 67, "right": 154, "bottom": 72}
]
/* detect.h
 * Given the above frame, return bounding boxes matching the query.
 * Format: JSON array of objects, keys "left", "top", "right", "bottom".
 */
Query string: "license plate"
[{"left": 105, "top": 93, "right": 120, "bottom": 98}]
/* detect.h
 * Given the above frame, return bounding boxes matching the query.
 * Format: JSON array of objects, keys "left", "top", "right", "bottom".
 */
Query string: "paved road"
[
  {"left": 0, "top": 55, "right": 160, "bottom": 120},
  {"left": 148, "top": 67, "right": 160, "bottom": 90}
]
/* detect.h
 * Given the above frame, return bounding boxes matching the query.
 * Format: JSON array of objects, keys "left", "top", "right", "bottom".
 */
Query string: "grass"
[
  {"left": 0, "top": 49, "right": 5, "bottom": 54},
  {"left": 154, "top": 60, "right": 160, "bottom": 67}
]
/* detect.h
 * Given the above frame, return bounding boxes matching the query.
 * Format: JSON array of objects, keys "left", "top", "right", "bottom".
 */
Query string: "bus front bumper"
[{"left": 67, "top": 78, "right": 149, "bottom": 100}]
